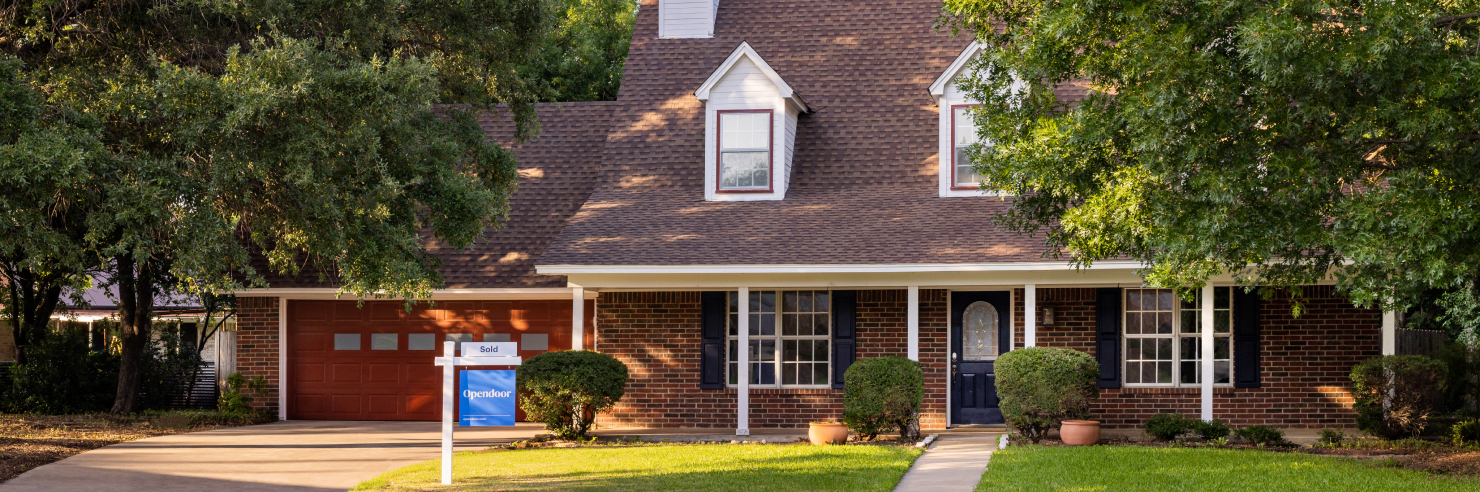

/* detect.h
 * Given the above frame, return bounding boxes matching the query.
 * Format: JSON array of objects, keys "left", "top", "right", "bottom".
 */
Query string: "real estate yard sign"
[
  {"left": 436, "top": 341, "right": 521, "bottom": 484},
  {"left": 459, "top": 370, "right": 515, "bottom": 426}
]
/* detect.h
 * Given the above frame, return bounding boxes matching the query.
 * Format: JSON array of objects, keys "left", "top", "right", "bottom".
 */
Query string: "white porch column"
[
  {"left": 1201, "top": 284, "right": 1215, "bottom": 422},
  {"left": 1024, "top": 284, "right": 1037, "bottom": 347},
  {"left": 737, "top": 287, "right": 750, "bottom": 436},
  {"left": 572, "top": 287, "right": 585, "bottom": 350},
  {"left": 907, "top": 286, "right": 920, "bottom": 361},
  {"left": 1381, "top": 310, "right": 1397, "bottom": 355}
]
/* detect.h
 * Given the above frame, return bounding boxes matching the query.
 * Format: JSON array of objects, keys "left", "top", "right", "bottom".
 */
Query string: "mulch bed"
[{"left": 0, "top": 413, "right": 264, "bottom": 483}]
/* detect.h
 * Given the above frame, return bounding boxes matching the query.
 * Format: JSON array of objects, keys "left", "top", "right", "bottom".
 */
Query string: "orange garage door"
[{"left": 287, "top": 299, "right": 594, "bottom": 421}]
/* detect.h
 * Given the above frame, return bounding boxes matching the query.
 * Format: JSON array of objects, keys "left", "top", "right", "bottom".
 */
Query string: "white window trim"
[
  {"left": 1121, "top": 287, "right": 1235, "bottom": 388},
  {"left": 716, "top": 110, "right": 774, "bottom": 193},
  {"left": 725, "top": 290, "right": 833, "bottom": 389}
]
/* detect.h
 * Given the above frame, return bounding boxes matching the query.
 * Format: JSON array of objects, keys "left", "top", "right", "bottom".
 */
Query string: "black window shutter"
[
  {"left": 1233, "top": 288, "right": 1262, "bottom": 388},
  {"left": 832, "top": 290, "right": 857, "bottom": 389},
  {"left": 700, "top": 291, "right": 726, "bottom": 389},
  {"left": 1095, "top": 288, "right": 1122, "bottom": 389}
]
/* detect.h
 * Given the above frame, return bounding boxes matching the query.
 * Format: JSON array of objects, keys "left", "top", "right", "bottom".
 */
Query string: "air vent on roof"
[{"left": 659, "top": 0, "right": 719, "bottom": 39}]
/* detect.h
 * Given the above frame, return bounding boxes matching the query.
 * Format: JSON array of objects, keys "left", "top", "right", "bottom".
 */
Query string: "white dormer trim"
[
  {"left": 697, "top": 42, "right": 807, "bottom": 202},
  {"left": 930, "top": 41, "right": 986, "bottom": 106},
  {"left": 695, "top": 42, "right": 808, "bottom": 113}
]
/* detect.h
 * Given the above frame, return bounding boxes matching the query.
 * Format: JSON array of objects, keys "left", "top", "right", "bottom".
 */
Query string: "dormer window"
[
  {"left": 930, "top": 42, "right": 1020, "bottom": 198},
  {"left": 695, "top": 42, "right": 809, "bottom": 202},
  {"left": 951, "top": 105, "right": 982, "bottom": 190},
  {"left": 718, "top": 110, "right": 773, "bottom": 192}
]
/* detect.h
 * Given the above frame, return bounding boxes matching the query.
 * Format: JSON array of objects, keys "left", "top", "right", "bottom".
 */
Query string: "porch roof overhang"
[{"left": 536, "top": 260, "right": 1158, "bottom": 290}]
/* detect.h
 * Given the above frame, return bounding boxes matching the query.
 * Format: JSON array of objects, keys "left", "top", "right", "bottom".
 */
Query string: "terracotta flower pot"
[
  {"left": 809, "top": 422, "right": 849, "bottom": 445},
  {"left": 1060, "top": 420, "right": 1101, "bottom": 446}
]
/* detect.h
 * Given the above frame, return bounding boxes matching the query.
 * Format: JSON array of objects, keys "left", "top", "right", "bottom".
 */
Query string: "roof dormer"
[
  {"left": 659, "top": 0, "right": 721, "bottom": 39},
  {"left": 695, "top": 42, "right": 809, "bottom": 202},
  {"left": 930, "top": 42, "right": 1022, "bottom": 198}
]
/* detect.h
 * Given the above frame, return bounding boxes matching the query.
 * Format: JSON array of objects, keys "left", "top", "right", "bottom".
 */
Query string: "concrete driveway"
[{"left": 0, "top": 420, "right": 544, "bottom": 492}]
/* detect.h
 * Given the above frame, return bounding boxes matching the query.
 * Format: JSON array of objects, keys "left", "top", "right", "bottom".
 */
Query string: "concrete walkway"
[
  {"left": 895, "top": 432, "right": 1002, "bottom": 492},
  {"left": 0, "top": 420, "right": 544, "bottom": 492}
]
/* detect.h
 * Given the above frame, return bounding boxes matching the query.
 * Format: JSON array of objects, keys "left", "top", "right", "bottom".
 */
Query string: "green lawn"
[
  {"left": 353, "top": 444, "right": 923, "bottom": 492},
  {"left": 978, "top": 445, "right": 1480, "bottom": 491}
]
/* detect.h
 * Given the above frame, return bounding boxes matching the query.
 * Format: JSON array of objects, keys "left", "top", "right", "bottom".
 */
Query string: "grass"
[
  {"left": 0, "top": 411, "right": 271, "bottom": 483},
  {"left": 977, "top": 445, "right": 1480, "bottom": 491},
  {"left": 353, "top": 444, "right": 923, "bottom": 492}
]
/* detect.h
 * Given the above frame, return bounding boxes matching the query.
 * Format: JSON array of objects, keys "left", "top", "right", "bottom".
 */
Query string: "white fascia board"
[
  {"left": 694, "top": 41, "right": 808, "bottom": 111},
  {"left": 929, "top": 41, "right": 985, "bottom": 105},
  {"left": 537, "top": 260, "right": 1145, "bottom": 275},
  {"left": 232, "top": 287, "right": 598, "bottom": 300}
]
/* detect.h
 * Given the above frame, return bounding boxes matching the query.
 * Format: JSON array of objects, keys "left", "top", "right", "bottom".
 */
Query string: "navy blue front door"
[{"left": 951, "top": 291, "right": 1011, "bottom": 425}]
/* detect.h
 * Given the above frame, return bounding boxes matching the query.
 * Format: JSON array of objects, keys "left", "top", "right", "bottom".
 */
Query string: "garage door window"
[
  {"left": 371, "top": 334, "right": 398, "bottom": 350},
  {"left": 408, "top": 333, "right": 436, "bottom": 350},
  {"left": 334, "top": 334, "right": 361, "bottom": 350},
  {"left": 447, "top": 333, "right": 472, "bottom": 351},
  {"left": 522, "top": 334, "right": 549, "bottom": 351},
  {"left": 483, "top": 333, "right": 510, "bottom": 342}
]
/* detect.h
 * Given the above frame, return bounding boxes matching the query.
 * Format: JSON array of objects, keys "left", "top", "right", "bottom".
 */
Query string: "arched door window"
[{"left": 963, "top": 301, "right": 999, "bottom": 360}]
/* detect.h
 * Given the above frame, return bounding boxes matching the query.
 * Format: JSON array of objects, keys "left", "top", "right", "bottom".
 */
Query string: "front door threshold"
[{"left": 951, "top": 424, "right": 1007, "bottom": 430}]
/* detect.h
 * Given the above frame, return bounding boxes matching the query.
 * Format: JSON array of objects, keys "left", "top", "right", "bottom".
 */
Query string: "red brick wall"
[
  {"left": 596, "top": 290, "right": 949, "bottom": 429},
  {"left": 1017, "top": 287, "right": 1379, "bottom": 429},
  {"left": 235, "top": 296, "right": 281, "bottom": 415}
]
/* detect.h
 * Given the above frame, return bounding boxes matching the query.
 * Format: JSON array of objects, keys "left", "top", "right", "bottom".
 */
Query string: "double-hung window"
[
  {"left": 727, "top": 290, "right": 831, "bottom": 387},
  {"left": 717, "top": 110, "right": 773, "bottom": 192},
  {"left": 1123, "top": 287, "right": 1233, "bottom": 386},
  {"left": 951, "top": 105, "right": 982, "bottom": 189}
]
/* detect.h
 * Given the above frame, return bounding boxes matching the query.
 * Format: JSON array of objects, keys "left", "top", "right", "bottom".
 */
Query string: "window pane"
[
  {"left": 1127, "top": 291, "right": 1143, "bottom": 311},
  {"left": 815, "top": 292, "right": 829, "bottom": 311},
  {"left": 784, "top": 340, "right": 798, "bottom": 361},
  {"left": 783, "top": 291, "right": 798, "bottom": 313},
  {"left": 1125, "top": 313, "right": 1142, "bottom": 335},
  {"left": 1214, "top": 337, "right": 1231, "bottom": 360},
  {"left": 408, "top": 333, "right": 435, "bottom": 351},
  {"left": 760, "top": 314, "right": 775, "bottom": 336},
  {"left": 1159, "top": 291, "right": 1175, "bottom": 311},
  {"left": 1181, "top": 310, "right": 1198, "bottom": 334},
  {"left": 1157, "top": 362, "right": 1173, "bottom": 383},
  {"left": 334, "top": 334, "right": 361, "bottom": 351},
  {"left": 1214, "top": 361, "right": 1231, "bottom": 384},
  {"left": 797, "top": 364, "right": 812, "bottom": 385},
  {"left": 783, "top": 314, "right": 798, "bottom": 336},
  {"left": 814, "top": 363, "right": 828, "bottom": 385},
  {"left": 1181, "top": 360, "right": 1197, "bottom": 384},
  {"left": 720, "top": 112, "right": 768, "bottom": 149},
  {"left": 722, "top": 151, "right": 768, "bottom": 189},
  {"left": 1157, "top": 312, "right": 1173, "bottom": 334},
  {"left": 371, "top": 333, "right": 397, "bottom": 350},
  {"left": 953, "top": 107, "right": 977, "bottom": 146},
  {"left": 1214, "top": 287, "right": 1231, "bottom": 310},
  {"left": 955, "top": 148, "right": 979, "bottom": 186},
  {"left": 760, "top": 292, "right": 775, "bottom": 312},
  {"left": 1126, "top": 360, "right": 1141, "bottom": 383},
  {"left": 814, "top": 314, "right": 830, "bottom": 336},
  {"left": 1214, "top": 310, "right": 1231, "bottom": 334}
]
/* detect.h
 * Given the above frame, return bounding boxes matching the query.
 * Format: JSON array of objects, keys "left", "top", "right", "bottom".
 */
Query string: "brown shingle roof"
[
  {"left": 260, "top": 101, "right": 615, "bottom": 288},
  {"left": 538, "top": 0, "right": 1054, "bottom": 266}
]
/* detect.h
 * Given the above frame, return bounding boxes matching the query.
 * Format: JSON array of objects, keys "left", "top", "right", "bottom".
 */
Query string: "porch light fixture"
[{"left": 1040, "top": 306, "right": 1055, "bottom": 326}]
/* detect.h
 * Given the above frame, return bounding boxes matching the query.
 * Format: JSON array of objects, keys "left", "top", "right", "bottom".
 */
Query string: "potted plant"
[
  {"left": 1060, "top": 420, "right": 1101, "bottom": 445},
  {"left": 809, "top": 421, "right": 849, "bottom": 445}
]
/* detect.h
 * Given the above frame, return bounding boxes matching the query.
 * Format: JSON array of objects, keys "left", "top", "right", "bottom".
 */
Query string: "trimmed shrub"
[
  {"left": 516, "top": 350, "right": 628, "bottom": 440},
  {"left": 1454, "top": 419, "right": 1480, "bottom": 447},
  {"left": 1193, "top": 419, "right": 1231, "bottom": 441},
  {"left": 1350, "top": 355, "right": 1448, "bottom": 439},
  {"left": 1236, "top": 425, "right": 1289, "bottom": 447},
  {"left": 1144, "top": 413, "right": 1195, "bottom": 441},
  {"left": 843, "top": 357, "right": 924, "bottom": 441},
  {"left": 996, "top": 347, "right": 1099, "bottom": 443}
]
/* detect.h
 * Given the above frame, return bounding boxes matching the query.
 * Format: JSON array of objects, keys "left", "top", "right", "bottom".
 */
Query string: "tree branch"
[{"left": 1436, "top": 13, "right": 1480, "bottom": 25}]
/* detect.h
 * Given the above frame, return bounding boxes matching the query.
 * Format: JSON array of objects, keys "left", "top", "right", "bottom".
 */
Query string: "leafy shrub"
[
  {"left": 1193, "top": 419, "right": 1231, "bottom": 440},
  {"left": 516, "top": 350, "right": 628, "bottom": 440},
  {"left": 1453, "top": 419, "right": 1480, "bottom": 447},
  {"left": 995, "top": 347, "right": 1099, "bottom": 443},
  {"left": 4, "top": 327, "right": 120, "bottom": 413},
  {"left": 1319, "top": 428, "right": 1345, "bottom": 446},
  {"left": 843, "top": 357, "right": 924, "bottom": 441},
  {"left": 1236, "top": 425, "right": 1289, "bottom": 447},
  {"left": 218, "top": 372, "right": 270, "bottom": 415},
  {"left": 1434, "top": 341, "right": 1480, "bottom": 414},
  {"left": 1350, "top": 355, "right": 1448, "bottom": 439},
  {"left": 1144, "top": 413, "right": 1195, "bottom": 441}
]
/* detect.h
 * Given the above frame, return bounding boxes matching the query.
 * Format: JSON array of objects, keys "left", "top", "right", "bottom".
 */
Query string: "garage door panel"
[
  {"left": 370, "top": 303, "right": 404, "bottom": 321},
  {"left": 483, "top": 301, "right": 514, "bottom": 320},
  {"left": 332, "top": 303, "right": 366, "bottom": 321},
  {"left": 294, "top": 363, "right": 326, "bottom": 383},
  {"left": 295, "top": 394, "right": 327, "bottom": 414},
  {"left": 294, "top": 301, "right": 330, "bottom": 321},
  {"left": 296, "top": 333, "right": 327, "bottom": 352},
  {"left": 331, "top": 395, "right": 360, "bottom": 414},
  {"left": 332, "top": 364, "right": 363, "bottom": 382},
  {"left": 442, "top": 302, "right": 481, "bottom": 320},
  {"left": 406, "top": 364, "right": 439, "bottom": 384},
  {"left": 367, "top": 395, "right": 399, "bottom": 415}
]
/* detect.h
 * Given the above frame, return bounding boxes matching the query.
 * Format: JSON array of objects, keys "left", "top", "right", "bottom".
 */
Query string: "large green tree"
[
  {"left": 1, "top": 0, "right": 551, "bottom": 412},
  {"left": 941, "top": 1, "right": 1480, "bottom": 316},
  {"left": 520, "top": 0, "right": 637, "bottom": 101}
]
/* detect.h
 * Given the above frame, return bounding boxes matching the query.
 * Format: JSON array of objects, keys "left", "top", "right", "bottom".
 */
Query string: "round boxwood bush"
[
  {"left": 1193, "top": 418, "right": 1232, "bottom": 441},
  {"left": 843, "top": 356, "right": 924, "bottom": 441},
  {"left": 1350, "top": 355, "right": 1447, "bottom": 439},
  {"left": 1143, "top": 412, "right": 1194, "bottom": 441},
  {"left": 996, "top": 347, "right": 1099, "bottom": 443},
  {"left": 516, "top": 350, "right": 628, "bottom": 440}
]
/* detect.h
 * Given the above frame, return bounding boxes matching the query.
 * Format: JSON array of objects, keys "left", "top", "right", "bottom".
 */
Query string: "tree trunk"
[
  {"left": 111, "top": 256, "right": 154, "bottom": 414},
  {"left": 1, "top": 266, "right": 66, "bottom": 366}
]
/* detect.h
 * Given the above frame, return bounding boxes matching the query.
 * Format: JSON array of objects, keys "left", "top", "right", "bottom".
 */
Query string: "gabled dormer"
[
  {"left": 695, "top": 42, "right": 809, "bottom": 202},
  {"left": 929, "top": 42, "right": 1022, "bottom": 198},
  {"left": 659, "top": 0, "right": 720, "bottom": 39}
]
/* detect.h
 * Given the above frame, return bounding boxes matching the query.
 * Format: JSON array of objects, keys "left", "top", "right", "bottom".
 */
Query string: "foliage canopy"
[{"left": 942, "top": 0, "right": 1480, "bottom": 310}]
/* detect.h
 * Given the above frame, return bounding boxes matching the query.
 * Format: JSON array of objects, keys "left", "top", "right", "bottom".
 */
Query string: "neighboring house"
[{"left": 234, "top": 0, "right": 1390, "bottom": 431}]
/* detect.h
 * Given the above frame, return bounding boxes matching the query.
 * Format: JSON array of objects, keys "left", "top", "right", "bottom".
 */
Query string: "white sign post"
[{"left": 434, "top": 340, "right": 522, "bottom": 485}]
